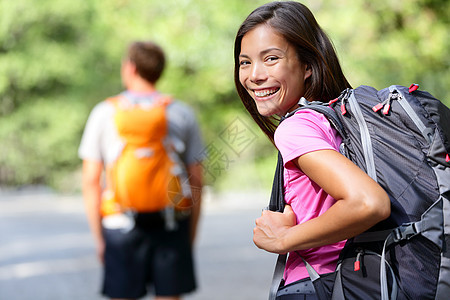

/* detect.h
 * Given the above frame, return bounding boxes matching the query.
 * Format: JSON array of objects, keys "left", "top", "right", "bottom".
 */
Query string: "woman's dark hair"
[
  {"left": 234, "top": 1, "right": 351, "bottom": 142},
  {"left": 128, "top": 41, "right": 165, "bottom": 84}
]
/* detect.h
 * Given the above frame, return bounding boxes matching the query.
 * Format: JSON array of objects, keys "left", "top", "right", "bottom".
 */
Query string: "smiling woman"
[
  {"left": 234, "top": 1, "right": 351, "bottom": 144},
  {"left": 238, "top": 24, "right": 311, "bottom": 117},
  {"left": 233, "top": 2, "right": 390, "bottom": 299}
]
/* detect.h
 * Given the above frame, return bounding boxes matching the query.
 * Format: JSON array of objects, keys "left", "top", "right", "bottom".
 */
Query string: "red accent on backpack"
[{"left": 408, "top": 83, "right": 419, "bottom": 93}]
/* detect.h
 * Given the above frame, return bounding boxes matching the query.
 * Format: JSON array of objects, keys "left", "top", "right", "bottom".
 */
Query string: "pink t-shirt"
[{"left": 274, "top": 109, "right": 346, "bottom": 285}]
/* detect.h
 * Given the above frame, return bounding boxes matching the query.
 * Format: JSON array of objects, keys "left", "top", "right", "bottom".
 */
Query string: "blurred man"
[{"left": 79, "top": 41, "right": 205, "bottom": 300}]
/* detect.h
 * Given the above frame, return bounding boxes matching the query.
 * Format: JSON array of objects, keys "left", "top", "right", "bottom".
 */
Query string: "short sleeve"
[
  {"left": 167, "top": 101, "right": 206, "bottom": 165},
  {"left": 274, "top": 109, "right": 341, "bottom": 166},
  {"left": 78, "top": 102, "right": 110, "bottom": 162}
]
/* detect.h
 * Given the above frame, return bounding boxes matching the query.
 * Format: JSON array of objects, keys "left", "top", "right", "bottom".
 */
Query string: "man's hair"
[{"left": 127, "top": 41, "right": 165, "bottom": 83}]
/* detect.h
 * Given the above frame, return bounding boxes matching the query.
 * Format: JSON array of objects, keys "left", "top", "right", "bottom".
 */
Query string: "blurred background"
[
  {"left": 0, "top": 0, "right": 449, "bottom": 299},
  {"left": 0, "top": 0, "right": 448, "bottom": 191}
]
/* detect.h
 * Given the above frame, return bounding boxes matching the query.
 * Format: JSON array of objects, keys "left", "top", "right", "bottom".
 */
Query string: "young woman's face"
[{"left": 239, "top": 24, "right": 311, "bottom": 117}]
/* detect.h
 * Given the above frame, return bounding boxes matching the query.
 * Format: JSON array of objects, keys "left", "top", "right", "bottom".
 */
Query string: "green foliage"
[
  {"left": 0, "top": 0, "right": 448, "bottom": 190},
  {"left": 315, "top": 0, "right": 449, "bottom": 101}
]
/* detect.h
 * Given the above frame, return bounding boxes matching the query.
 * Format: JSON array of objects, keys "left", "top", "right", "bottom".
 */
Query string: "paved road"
[{"left": 0, "top": 188, "right": 276, "bottom": 300}]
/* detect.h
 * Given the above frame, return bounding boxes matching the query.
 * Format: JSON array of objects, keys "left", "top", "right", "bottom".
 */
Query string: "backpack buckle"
[{"left": 392, "top": 223, "right": 419, "bottom": 243}]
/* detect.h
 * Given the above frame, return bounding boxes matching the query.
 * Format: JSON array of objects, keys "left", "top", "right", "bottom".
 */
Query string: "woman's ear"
[{"left": 304, "top": 64, "right": 312, "bottom": 80}]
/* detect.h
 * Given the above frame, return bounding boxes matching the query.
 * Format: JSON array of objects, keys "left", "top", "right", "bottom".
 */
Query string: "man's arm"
[
  {"left": 187, "top": 162, "right": 203, "bottom": 244},
  {"left": 82, "top": 159, "right": 105, "bottom": 262}
]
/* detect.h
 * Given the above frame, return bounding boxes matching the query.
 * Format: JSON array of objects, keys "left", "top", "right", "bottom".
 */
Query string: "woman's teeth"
[{"left": 255, "top": 88, "right": 278, "bottom": 97}]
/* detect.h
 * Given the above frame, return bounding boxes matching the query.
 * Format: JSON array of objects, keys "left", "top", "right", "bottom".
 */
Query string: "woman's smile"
[{"left": 253, "top": 87, "right": 280, "bottom": 99}]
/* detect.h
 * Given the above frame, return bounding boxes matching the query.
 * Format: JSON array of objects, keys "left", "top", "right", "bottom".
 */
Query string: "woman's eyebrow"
[
  {"left": 261, "top": 47, "right": 284, "bottom": 54},
  {"left": 239, "top": 47, "right": 285, "bottom": 58}
]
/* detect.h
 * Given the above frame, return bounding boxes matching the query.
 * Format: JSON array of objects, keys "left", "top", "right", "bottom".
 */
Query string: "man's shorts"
[{"left": 102, "top": 213, "right": 196, "bottom": 298}]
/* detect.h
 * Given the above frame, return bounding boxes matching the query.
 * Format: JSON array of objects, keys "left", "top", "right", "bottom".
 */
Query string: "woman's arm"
[{"left": 253, "top": 149, "right": 390, "bottom": 254}]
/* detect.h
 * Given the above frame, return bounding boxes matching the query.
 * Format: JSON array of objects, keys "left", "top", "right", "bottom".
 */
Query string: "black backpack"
[{"left": 268, "top": 84, "right": 450, "bottom": 300}]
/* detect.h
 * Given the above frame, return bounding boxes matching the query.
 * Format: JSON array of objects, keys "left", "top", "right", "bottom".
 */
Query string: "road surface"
[{"left": 0, "top": 187, "right": 276, "bottom": 300}]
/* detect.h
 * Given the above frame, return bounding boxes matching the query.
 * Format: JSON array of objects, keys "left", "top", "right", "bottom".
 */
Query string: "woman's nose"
[{"left": 250, "top": 62, "right": 268, "bottom": 83}]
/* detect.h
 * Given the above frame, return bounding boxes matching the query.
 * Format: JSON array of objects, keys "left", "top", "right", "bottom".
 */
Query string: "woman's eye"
[
  {"left": 266, "top": 56, "right": 279, "bottom": 62},
  {"left": 239, "top": 60, "right": 250, "bottom": 66}
]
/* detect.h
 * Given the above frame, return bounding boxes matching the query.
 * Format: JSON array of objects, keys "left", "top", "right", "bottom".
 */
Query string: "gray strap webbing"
[
  {"left": 268, "top": 254, "right": 287, "bottom": 300},
  {"left": 299, "top": 255, "right": 320, "bottom": 282},
  {"left": 347, "top": 90, "right": 377, "bottom": 181},
  {"left": 380, "top": 235, "right": 400, "bottom": 300},
  {"left": 389, "top": 86, "right": 433, "bottom": 144},
  {"left": 331, "top": 264, "right": 344, "bottom": 300},
  {"left": 299, "top": 256, "right": 321, "bottom": 298}
]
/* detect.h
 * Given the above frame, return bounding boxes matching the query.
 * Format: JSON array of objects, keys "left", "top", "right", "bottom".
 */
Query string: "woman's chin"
[
  {"left": 257, "top": 109, "right": 273, "bottom": 117},
  {"left": 256, "top": 104, "right": 275, "bottom": 117}
]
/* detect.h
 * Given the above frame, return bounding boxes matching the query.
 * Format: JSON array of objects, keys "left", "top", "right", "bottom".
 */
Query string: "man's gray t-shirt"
[{"left": 78, "top": 91, "right": 206, "bottom": 168}]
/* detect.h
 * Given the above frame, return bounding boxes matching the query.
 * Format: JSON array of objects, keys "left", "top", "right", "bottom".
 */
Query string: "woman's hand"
[{"left": 253, "top": 205, "right": 297, "bottom": 254}]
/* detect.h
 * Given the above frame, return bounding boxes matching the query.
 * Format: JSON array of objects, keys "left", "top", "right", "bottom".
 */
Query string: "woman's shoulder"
[
  {"left": 277, "top": 109, "right": 330, "bottom": 134},
  {"left": 291, "top": 108, "right": 330, "bottom": 124},
  {"left": 275, "top": 108, "right": 340, "bottom": 151}
]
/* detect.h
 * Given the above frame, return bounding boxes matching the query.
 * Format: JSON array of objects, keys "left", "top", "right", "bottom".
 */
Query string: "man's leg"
[
  {"left": 152, "top": 219, "right": 196, "bottom": 298},
  {"left": 102, "top": 226, "right": 149, "bottom": 299}
]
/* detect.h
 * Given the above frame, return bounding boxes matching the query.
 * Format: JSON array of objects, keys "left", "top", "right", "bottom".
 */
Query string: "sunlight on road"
[{"left": 0, "top": 255, "right": 98, "bottom": 280}]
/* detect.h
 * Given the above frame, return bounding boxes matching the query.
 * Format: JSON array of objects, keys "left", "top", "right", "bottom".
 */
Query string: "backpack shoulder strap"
[
  {"left": 106, "top": 95, "right": 121, "bottom": 105},
  {"left": 107, "top": 93, "right": 173, "bottom": 108},
  {"left": 267, "top": 151, "right": 285, "bottom": 212},
  {"left": 290, "top": 97, "right": 346, "bottom": 139},
  {"left": 267, "top": 97, "right": 346, "bottom": 298},
  {"left": 268, "top": 253, "right": 287, "bottom": 300},
  {"left": 106, "top": 94, "right": 130, "bottom": 111},
  {"left": 155, "top": 94, "right": 172, "bottom": 106},
  {"left": 267, "top": 97, "right": 347, "bottom": 220}
]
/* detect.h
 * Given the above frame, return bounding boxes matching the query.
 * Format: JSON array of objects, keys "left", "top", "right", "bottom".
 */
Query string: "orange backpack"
[{"left": 100, "top": 94, "right": 191, "bottom": 217}]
